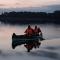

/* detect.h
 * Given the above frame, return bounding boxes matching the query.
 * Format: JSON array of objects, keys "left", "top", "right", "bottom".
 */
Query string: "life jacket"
[
  {"left": 34, "top": 28, "right": 41, "bottom": 35},
  {"left": 34, "top": 29, "right": 38, "bottom": 33},
  {"left": 25, "top": 28, "right": 34, "bottom": 36}
]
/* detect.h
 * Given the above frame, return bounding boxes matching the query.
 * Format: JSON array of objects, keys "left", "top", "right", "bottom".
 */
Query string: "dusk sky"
[{"left": 0, "top": 0, "right": 60, "bottom": 8}]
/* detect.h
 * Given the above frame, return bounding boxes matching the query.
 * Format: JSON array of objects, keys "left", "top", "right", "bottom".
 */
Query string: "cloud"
[
  {"left": 0, "top": 4, "right": 60, "bottom": 14},
  {"left": 15, "top": 3, "right": 20, "bottom": 5},
  {"left": 0, "top": 4, "right": 6, "bottom": 6}
]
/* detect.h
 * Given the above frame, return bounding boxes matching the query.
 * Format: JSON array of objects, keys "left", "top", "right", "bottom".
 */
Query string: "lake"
[{"left": 0, "top": 23, "right": 60, "bottom": 60}]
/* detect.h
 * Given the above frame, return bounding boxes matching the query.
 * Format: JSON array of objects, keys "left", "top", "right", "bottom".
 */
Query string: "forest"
[{"left": 0, "top": 11, "right": 60, "bottom": 24}]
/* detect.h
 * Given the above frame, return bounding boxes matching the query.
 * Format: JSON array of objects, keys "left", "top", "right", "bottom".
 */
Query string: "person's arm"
[
  {"left": 24, "top": 29, "right": 27, "bottom": 33},
  {"left": 38, "top": 28, "right": 41, "bottom": 32},
  {"left": 38, "top": 28, "right": 42, "bottom": 35},
  {"left": 24, "top": 29, "right": 28, "bottom": 36}
]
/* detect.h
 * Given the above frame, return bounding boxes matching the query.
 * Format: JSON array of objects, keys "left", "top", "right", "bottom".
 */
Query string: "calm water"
[
  {"left": 0, "top": 23, "right": 60, "bottom": 49},
  {"left": 0, "top": 23, "right": 60, "bottom": 60}
]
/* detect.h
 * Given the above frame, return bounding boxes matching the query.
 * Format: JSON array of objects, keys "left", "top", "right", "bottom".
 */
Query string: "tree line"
[{"left": 0, "top": 11, "right": 60, "bottom": 24}]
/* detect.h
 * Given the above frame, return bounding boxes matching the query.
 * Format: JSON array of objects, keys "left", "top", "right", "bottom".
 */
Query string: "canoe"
[{"left": 12, "top": 33, "right": 44, "bottom": 49}]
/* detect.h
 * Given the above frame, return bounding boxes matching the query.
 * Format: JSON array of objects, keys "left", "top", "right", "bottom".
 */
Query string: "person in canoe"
[
  {"left": 34, "top": 25, "right": 42, "bottom": 36},
  {"left": 24, "top": 25, "right": 34, "bottom": 37}
]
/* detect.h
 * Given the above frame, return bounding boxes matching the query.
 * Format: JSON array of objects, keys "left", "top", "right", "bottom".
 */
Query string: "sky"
[{"left": 0, "top": 0, "right": 60, "bottom": 8}]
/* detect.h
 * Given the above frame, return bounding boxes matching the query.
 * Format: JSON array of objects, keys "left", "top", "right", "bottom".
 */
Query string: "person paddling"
[
  {"left": 34, "top": 25, "right": 42, "bottom": 36},
  {"left": 24, "top": 25, "right": 34, "bottom": 37}
]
